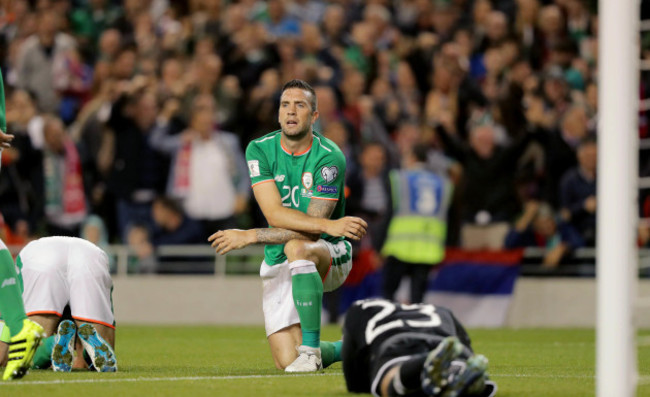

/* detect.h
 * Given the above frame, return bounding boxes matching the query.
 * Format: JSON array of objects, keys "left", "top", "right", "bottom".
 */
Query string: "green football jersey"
[{"left": 246, "top": 130, "right": 347, "bottom": 266}]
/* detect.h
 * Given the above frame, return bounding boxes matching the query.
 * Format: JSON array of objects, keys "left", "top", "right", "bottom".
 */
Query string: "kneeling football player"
[{"left": 0, "top": 236, "right": 117, "bottom": 373}]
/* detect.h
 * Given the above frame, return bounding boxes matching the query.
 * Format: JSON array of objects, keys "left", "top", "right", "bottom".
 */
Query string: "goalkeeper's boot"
[
  {"left": 421, "top": 336, "right": 463, "bottom": 396},
  {"left": 285, "top": 345, "right": 322, "bottom": 372},
  {"left": 52, "top": 320, "right": 76, "bottom": 372},
  {"left": 77, "top": 323, "right": 117, "bottom": 372},
  {"left": 2, "top": 319, "right": 45, "bottom": 380},
  {"left": 440, "top": 354, "right": 489, "bottom": 397}
]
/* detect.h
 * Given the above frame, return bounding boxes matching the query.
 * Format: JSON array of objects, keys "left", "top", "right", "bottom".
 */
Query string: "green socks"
[
  {"left": 289, "top": 259, "right": 343, "bottom": 368},
  {"left": 290, "top": 260, "right": 323, "bottom": 349},
  {"left": 321, "top": 340, "right": 342, "bottom": 368},
  {"left": 0, "top": 249, "right": 27, "bottom": 336},
  {"left": 32, "top": 335, "right": 55, "bottom": 369}
]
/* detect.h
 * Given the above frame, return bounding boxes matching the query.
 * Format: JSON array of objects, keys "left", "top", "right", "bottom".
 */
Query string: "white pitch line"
[
  {"left": 2, "top": 372, "right": 649, "bottom": 387},
  {"left": 492, "top": 373, "right": 594, "bottom": 379},
  {"left": 494, "top": 374, "right": 650, "bottom": 384},
  {"left": 0, "top": 372, "right": 342, "bottom": 386}
]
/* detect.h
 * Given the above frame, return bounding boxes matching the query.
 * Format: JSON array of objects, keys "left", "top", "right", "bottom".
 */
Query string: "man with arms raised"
[{"left": 210, "top": 79, "right": 366, "bottom": 372}]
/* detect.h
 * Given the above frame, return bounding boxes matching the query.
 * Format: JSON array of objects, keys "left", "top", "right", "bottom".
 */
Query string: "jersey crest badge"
[
  {"left": 321, "top": 166, "right": 338, "bottom": 183},
  {"left": 302, "top": 172, "right": 313, "bottom": 189},
  {"left": 248, "top": 160, "right": 260, "bottom": 177}
]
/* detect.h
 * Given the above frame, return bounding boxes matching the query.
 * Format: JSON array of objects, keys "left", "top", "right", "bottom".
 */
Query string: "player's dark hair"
[{"left": 281, "top": 79, "right": 317, "bottom": 112}]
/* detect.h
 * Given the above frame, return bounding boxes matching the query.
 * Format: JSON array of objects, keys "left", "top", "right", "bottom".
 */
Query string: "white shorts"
[
  {"left": 260, "top": 239, "right": 352, "bottom": 336},
  {"left": 18, "top": 237, "right": 115, "bottom": 328}
]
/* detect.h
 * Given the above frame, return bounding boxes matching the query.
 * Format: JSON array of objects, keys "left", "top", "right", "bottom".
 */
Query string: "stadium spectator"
[
  {"left": 150, "top": 94, "right": 250, "bottom": 235},
  {"left": 347, "top": 141, "right": 391, "bottom": 254},
  {"left": 476, "top": 10, "right": 510, "bottom": 54},
  {"left": 69, "top": 0, "right": 122, "bottom": 54},
  {"left": 150, "top": 196, "right": 203, "bottom": 246},
  {"left": 288, "top": 0, "right": 326, "bottom": 24},
  {"left": 157, "top": 57, "right": 185, "bottom": 100},
  {"left": 257, "top": 0, "right": 301, "bottom": 40},
  {"left": 125, "top": 223, "right": 158, "bottom": 274},
  {"left": 515, "top": 0, "right": 544, "bottom": 69},
  {"left": 246, "top": 68, "right": 283, "bottom": 141},
  {"left": 181, "top": 53, "right": 244, "bottom": 132},
  {"left": 338, "top": 67, "right": 367, "bottom": 136},
  {"left": 542, "top": 65, "right": 571, "bottom": 116},
  {"left": 107, "top": 79, "right": 167, "bottom": 242},
  {"left": 53, "top": 47, "right": 94, "bottom": 124},
  {"left": 72, "top": 78, "right": 118, "bottom": 226},
  {"left": 424, "top": 44, "right": 487, "bottom": 140},
  {"left": 436, "top": 121, "right": 533, "bottom": 250},
  {"left": 559, "top": 135, "right": 597, "bottom": 246},
  {"left": 298, "top": 24, "right": 341, "bottom": 86},
  {"left": 537, "top": 4, "right": 568, "bottom": 66},
  {"left": 6, "top": 89, "right": 43, "bottom": 149},
  {"left": 381, "top": 143, "right": 454, "bottom": 303},
  {"left": 312, "top": 84, "right": 343, "bottom": 132},
  {"left": 96, "top": 29, "right": 122, "bottom": 62},
  {"left": 16, "top": 11, "right": 75, "bottom": 114},
  {"left": 40, "top": 115, "right": 87, "bottom": 237},
  {"left": 504, "top": 200, "right": 584, "bottom": 267},
  {"left": 0, "top": 90, "right": 41, "bottom": 231}
]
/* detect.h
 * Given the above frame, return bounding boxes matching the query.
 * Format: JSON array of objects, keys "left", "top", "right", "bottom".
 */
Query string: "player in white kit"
[{"left": 17, "top": 236, "right": 117, "bottom": 372}]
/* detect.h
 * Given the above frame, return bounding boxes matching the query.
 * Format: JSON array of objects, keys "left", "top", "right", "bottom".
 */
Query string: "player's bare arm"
[
  {"left": 210, "top": 195, "right": 365, "bottom": 254},
  {"left": 252, "top": 180, "right": 367, "bottom": 238},
  {"left": 209, "top": 228, "right": 313, "bottom": 255},
  {"left": 251, "top": 198, "right": 339, "bottom": 245},
  {"left": 0, "top": 129, "right": 14, "bottom": 148},
  {"left": 209, "top": 197, "right": 333, "bottom": 254}
]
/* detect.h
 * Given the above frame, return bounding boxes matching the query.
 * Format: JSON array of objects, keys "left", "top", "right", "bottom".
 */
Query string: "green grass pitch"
[{"left": 1, "top": 325, "right": 649, "bottom": 396}]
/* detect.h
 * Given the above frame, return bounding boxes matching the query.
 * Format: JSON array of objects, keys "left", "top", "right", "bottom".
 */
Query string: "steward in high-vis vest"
[{"left": 381, "top": 143, "right": 453, "bottom": 303}]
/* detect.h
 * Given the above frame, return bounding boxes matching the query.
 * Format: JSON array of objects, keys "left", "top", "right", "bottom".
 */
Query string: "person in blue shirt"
[{"left": 504, "top": 200, "right": 584, "bottom": 268}]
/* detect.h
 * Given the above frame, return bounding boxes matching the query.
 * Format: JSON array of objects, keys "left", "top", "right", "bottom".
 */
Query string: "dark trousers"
[
  {"left": 46, "top": 223, "right": 81, "bottom": 238},
  {"left": 201, "top": 216, "right": 238, "bottom": 237},
  {"left": 382, "top": 256, "right": 432, "bottom": 304},
  {"left": 116, "top": 199, "right": 153, "bottom": 242}
]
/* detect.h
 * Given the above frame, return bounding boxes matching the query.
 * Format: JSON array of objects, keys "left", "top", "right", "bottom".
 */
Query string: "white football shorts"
[
  {"left": 260, "top": 239, "right": 352, "bottom": 336},
  {"left": 19, "top": 237, "right": 115, "bottom": 328}
]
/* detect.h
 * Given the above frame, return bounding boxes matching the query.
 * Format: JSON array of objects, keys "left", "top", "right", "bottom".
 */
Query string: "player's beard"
[{"left": 282, "top": 122, "right": 311, "bottom": 141}]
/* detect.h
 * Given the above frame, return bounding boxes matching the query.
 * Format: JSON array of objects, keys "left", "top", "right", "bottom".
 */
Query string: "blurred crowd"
[{"left": 0, "top": 0, "right": 642, "bottom": 271}]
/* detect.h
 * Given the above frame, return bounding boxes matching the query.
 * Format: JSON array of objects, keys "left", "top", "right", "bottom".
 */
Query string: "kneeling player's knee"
[{"left": 284, "top": 240, "right": 312, "bottom": 262}]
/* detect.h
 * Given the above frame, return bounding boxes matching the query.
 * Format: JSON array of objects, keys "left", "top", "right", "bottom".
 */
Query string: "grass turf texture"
[{"left": 1, "top": 326, "right": 649, "bottom": 396}]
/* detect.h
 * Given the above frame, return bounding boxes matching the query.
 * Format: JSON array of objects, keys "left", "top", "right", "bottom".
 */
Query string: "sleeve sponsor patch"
[
  {"left": 316, "top": 185, "right": 338, "bottom": 194},
  {"left": 320, "top": 166, "right": 338, "bottom": 183},
  {"left": 248, "top": 160, "right": 260, "bottom": 177}
]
